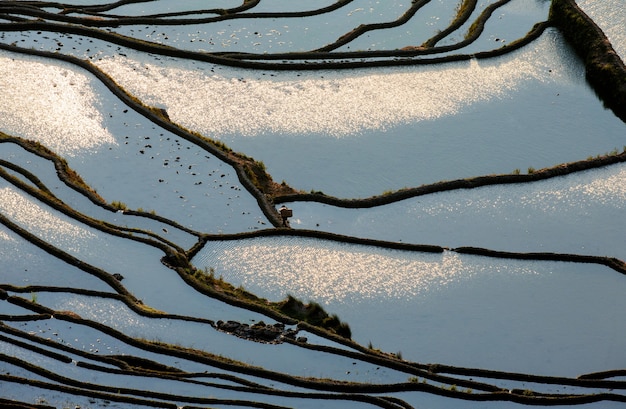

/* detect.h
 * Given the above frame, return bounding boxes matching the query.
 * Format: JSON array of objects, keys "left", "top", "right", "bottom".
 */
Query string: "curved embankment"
[
  {"left": 453, "top": 246, "right": 626, "bottom": 276},
  {"left": 191, "top": 228, "right": 445, "bottom": 256},
  {"left": 313, "top": 0, "right": 432, "bottom": 52},
  {"left": 420, "top": 0, "right": 478, "bottom": 48},
  {"left": 550, "top": 0, "right": 626, "bottom": 122},
  {"left": 1, "top": 0, "right": 621, "bottom": 219},
  {"left": 189, "top": 227, "right": 626, "bottom": 279},
  {"left": 3, "top": 307, "right": 626, "bottom": 408},
  {"left": 0, "top": 43, "right": 291, "bottom": 228},
  {"left": 0, "top": 6, "right": 553, "bottom": 229},
  {"left": 0, "top": 0, "right": 352, "bottom": 26},
  {"left": 3, "top": 38, "right": 625, "bottom": 343},
  {"left": 0, "top": 5, "right": 549, "bottom": 69},
  {"left": 0, "top": 137, "right": 189, "bottom": 260},
  {"left": 274, "top": 151, "right": 626, "bottom": 207},
  {"left": 0, "top": 136, "right": 353, "bottom": 338},
  {"left": 2, "top": 5, "right": 626, "bottom": 408}
]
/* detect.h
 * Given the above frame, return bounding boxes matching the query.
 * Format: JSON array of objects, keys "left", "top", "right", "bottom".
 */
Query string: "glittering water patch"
[
  {"left": 0, "top": 50, "right": 117, "bottom": 155},
  {"left": 0, "top": 186, "right": 96, "bottom": 252},
  {"left": 576, "top": 164, "right": 626, "bottom": 205},
  {"left": 95, "top": 39, "right": 560, "bottom": 138},
  {"left": 193, "top": 237, "right": 541, "bottom": 304},
  {"left": 0, "top": 227, "right": 15, "bottom": 243}
]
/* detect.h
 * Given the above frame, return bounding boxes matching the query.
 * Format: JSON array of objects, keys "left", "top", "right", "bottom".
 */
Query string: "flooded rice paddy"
[{"left": 1, "top": 1, "right": 625, "bottom": 408}]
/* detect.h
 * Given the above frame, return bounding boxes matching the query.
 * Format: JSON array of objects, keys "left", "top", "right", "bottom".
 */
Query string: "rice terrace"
[{"left": 0, "top": 0, "right": 625, "bottom": 408}]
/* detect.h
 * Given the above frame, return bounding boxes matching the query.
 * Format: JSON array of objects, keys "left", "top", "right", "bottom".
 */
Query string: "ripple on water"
[
  {"left": 0, "top": 186, "right": 96, "bottom": 253},
  {"left": 193, "top": 237, "right": 542, "bottom": 304},
  {"left": 0, "top": 50, "right": 117, "bottom": 155},
  {"left": 95, "top": 35, "right": 562, "bottom": 139}
]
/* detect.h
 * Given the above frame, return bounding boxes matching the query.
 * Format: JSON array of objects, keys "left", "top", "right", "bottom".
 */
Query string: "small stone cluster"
[{"left": 214, "top": 320, "right": 306, "bottom": 344}]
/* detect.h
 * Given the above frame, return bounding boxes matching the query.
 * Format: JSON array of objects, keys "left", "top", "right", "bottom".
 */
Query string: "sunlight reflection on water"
[
  {"left": 95, "top": 37, "right": 560, "bottom": 138},
  {"left": 281, "top": 164, "right": 626, "bottom": 258},
  {"left": 577, "top": 166, "right": 626, "bottom": 205},
  {"left": 419, "top": 167, "right": 626, "bottom": 218},
  {"left": 0, "top": 186, "right": 95, "bottom": 252},
  {"left": 0, "top": 51, "right": 117, "bottom": 155},
  {"left": 0, "top": 228, "right": 15, "bottom": 243},
  {"left": 194, "top": 237, "right": 538, "bottom": 304}
]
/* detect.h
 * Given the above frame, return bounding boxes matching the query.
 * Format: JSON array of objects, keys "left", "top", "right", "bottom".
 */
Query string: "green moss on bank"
[{"left": 184, "top": 267, "right": 351, "bottom": 338}]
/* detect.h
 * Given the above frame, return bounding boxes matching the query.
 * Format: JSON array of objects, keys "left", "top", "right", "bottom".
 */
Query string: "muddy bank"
[{"left": 550, "top": 0, "right": 626, "bottom": 122}]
